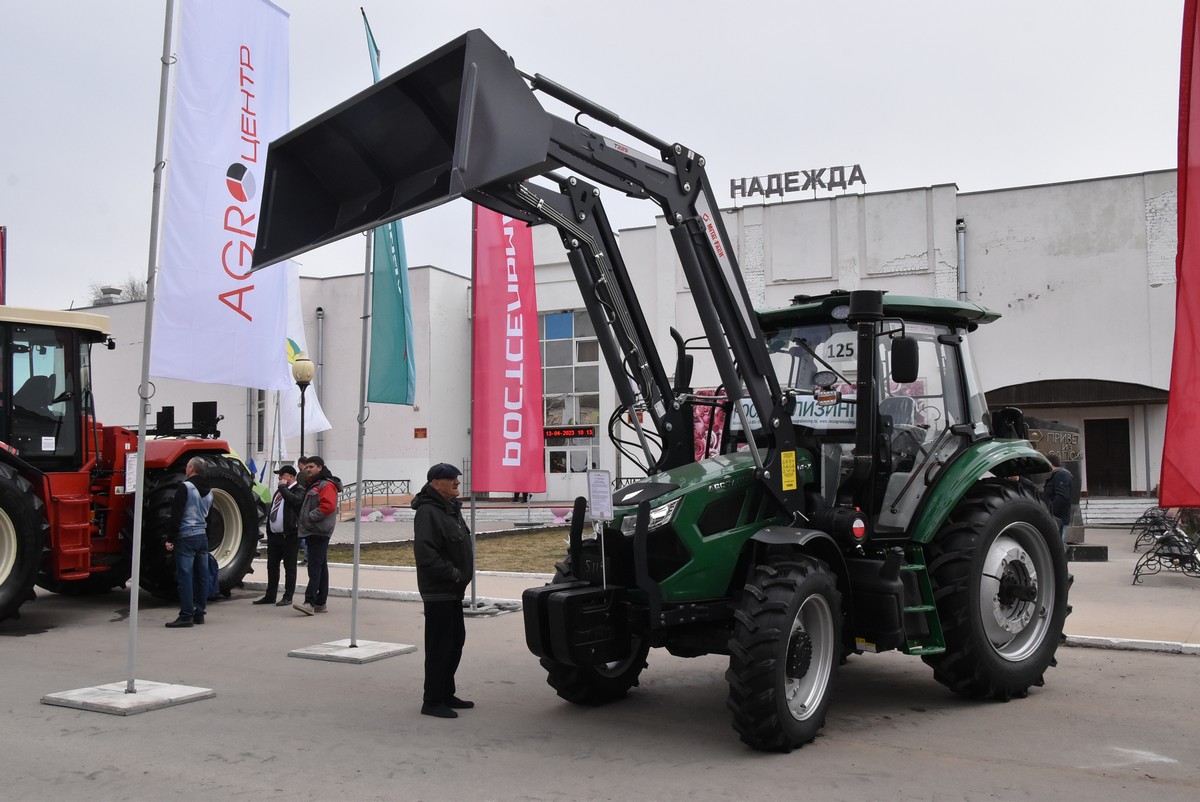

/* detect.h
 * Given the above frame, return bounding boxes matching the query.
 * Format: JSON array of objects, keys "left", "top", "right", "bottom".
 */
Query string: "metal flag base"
[
  {"left": 289, "top": 638, "right": 417, "bottom": 664},
  {"left": 41, "top": 680, "right": 214, "bottom": 716}
]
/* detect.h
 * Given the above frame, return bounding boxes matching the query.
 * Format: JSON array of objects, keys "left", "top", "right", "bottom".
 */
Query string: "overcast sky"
[{"left": 0, "top": 0, "right": 1185, "bottom": 310}]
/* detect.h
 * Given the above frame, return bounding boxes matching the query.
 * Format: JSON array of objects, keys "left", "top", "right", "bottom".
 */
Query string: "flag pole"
[
  {"left": 468, "top": 206, "right": 479, "bottom": 610},
  {"left": 125, "top": 0, "right": 177, "bottom": 693},
  {"left": 349, "top": 230, "right": 373, "bottom": 648}
]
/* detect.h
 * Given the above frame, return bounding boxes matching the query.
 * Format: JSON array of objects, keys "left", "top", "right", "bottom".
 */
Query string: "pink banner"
[
  {"left": 1162, "top": 0, "right": 1200, "bottom": 505},
  {"left": 471, "top": 207, "right": 545, "bottom": 492}
]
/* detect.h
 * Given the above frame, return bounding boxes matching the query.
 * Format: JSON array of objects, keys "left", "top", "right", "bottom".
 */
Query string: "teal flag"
[{"left": 363, "top": 10, "right": 416, "bottom": 405}]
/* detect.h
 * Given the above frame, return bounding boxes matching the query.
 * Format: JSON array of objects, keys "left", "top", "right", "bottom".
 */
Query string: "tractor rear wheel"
[
  {"left": 0, "top": 464, "right": 49, "bottom": 623},
  {"left": 922, "top": 479, "right": 1071, "bottom": 700},
  {"left": 140, "top": 463, "right": 260, "bottom": 600},
  {"left": 726, "top": 556, "right": 841, "bottom": 752}
]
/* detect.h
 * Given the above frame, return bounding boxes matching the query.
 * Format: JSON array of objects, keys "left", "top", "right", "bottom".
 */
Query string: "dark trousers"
[
  {"left": 174, "top": 534, "right": 209, "bottom": 619},
  {"left": 264, "top": 532, "right": 299, "bottom": 599},
  {"left": 423, "top": 599, "right": 466, "bottom": 705},
  {"left": 303, "top": 535, "right": 330, "bottom": 605}
]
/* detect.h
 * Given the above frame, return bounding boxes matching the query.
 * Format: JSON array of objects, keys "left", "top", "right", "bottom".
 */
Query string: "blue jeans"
[
  {"left": 303, "top": 535, "right": 329, "bottom": 606},
  {"left": 175, "top": 535, "right": 210, "bottom": 618}
]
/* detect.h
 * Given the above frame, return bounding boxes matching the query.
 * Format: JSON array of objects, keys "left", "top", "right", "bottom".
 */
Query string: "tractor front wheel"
[
  {"left": 726, "top": 556, "right": 841, "bottom": 752},
  {"left": 923, "top": 479, "right": 1071, "bottom": 700},
  {"left": 0, "top": 464, "right": 49, "bottom": 623}
]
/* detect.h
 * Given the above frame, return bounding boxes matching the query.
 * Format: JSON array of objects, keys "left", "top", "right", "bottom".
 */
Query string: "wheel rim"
[
  {"left": 978, "top": 523, "right": 1055, "bottom": 661},
  {"left": 207, "top": 489, "right": 243, "bottom": 570},
  {"left": 595, "top": 637, "right": 645, "bottom": 678},
  {"left": 784, "top": 593, "right": 834, "bottom": 721},
  {"left": 0, "top": 508, "right": 16, "bottom": 585}
]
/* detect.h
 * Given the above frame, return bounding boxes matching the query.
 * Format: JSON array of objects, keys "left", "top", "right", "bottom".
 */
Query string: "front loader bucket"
[{"left": 252, "top": 29, "right": 553, "bottom": 269}]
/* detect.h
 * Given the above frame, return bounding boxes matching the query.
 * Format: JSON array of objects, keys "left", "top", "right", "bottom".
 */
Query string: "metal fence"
[{"left": 337, "top": 479, "right": 411, "bottom": 508}]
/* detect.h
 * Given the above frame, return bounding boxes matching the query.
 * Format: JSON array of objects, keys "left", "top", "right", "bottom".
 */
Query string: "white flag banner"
[
  {"left": 150, "top": 0, "right": 291, "bottom": 390},
  {"left": 281, "top": 265, "right": 331, "bottom": 438}
]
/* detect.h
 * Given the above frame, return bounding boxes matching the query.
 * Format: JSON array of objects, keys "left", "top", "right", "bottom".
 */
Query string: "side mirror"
[{"left": 891, "top": 336, "right": 919, "bottom": 384}]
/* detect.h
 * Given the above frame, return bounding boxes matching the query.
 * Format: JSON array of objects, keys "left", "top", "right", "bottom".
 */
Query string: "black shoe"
[
  {"left": 193, "top": 613, "right": 206, "bottom": 625},
  {"left": 252, "top": 596, "right": 277, "bottom": 605},
  {"left": 276, "top": 597, "right": 293, "bottom": 607},
  {"left": 446, "top": 695, "right": 474, "bottom": 709},
  {"left": 165, "top": 616, "right": 193, "bottom": 628},
  {"left": 420, "top": 703, "right": 458, "bottom": 719}
]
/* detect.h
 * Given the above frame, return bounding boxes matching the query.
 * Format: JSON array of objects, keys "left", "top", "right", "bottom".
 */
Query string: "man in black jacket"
[
  {"left": 1042, "top": 454, "right": 1073, "bottom": 543},
  {"left": 253, "top": 465, "right": 305, "bottom": 606},
  {"left": 413, "top": 462, "right": 474, "bottom": 719}
]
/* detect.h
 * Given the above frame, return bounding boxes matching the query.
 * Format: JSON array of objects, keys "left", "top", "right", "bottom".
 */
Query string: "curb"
[{"left": 1064, "top": 634, "right": 1200, "bottom": 656}]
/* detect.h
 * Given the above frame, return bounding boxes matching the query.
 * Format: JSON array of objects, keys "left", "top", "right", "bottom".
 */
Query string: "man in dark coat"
[
  {"left": 413, "top": 462, "right": 474, "bottom": 719},
  {"left": 1042, "top": 454, "right": 1073, "bottom": 543},
  {"left": 253, "top": 465, "right": 305, "bottom": 606}
]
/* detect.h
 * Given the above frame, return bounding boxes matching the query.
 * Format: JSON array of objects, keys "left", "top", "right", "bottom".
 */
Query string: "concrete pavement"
[{"left": 267, "top": 522, "right": 1200, "bottom": 654}]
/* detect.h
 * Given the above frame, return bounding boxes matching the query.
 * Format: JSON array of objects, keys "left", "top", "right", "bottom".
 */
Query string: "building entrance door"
[
  {"left": 546, "top": 446, "right": 591, "bottom": 501},
  {"left": 1083, "top": 418, "right": 1131, "bottom": 496}
]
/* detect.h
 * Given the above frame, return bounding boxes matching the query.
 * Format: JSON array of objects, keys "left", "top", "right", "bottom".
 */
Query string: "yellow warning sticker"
[
  {"left": 855, "top": 637, "right": 878, "bottom": 653},
  {"left": 781, "top": 450, "right": 797, "bottom": 491}
]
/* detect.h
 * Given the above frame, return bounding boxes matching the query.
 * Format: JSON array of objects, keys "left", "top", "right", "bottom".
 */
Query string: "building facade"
[{"left": 85, "top": 170, "right": 1177, "bottom": 499}]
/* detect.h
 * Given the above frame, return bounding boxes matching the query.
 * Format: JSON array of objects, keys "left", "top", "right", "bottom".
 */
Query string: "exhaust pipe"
[{"left": 252, "top": 30, "right": 554, "bottom": 269}]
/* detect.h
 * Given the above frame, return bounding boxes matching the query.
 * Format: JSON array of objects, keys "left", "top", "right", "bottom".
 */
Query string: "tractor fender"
[
  {"left": 909, "top": 439, "right": 1050, "bottom": 544},
  {"left": 0, "top": 445, "right": 46, "bottom": 490},
  {"left": 749, "top": 526, "right": 846, "bottom": 578}
]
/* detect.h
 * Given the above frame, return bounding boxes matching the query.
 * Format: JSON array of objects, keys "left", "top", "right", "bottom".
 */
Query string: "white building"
[{"left": 85, "top": 169, "right": 1176, "bottom": 500}]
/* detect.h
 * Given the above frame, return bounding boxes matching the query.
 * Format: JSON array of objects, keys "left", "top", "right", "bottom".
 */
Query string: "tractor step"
[{"left": 898, "top": 546, "right": 946, "bottom": 656}]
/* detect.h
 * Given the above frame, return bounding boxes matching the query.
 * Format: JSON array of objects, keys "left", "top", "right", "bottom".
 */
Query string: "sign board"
[
  {"left": 587, "top": 469, "right": 613, "bottom": 521},
  {"left": 730, "top": 396, "right": 857, "bottom": 433},
  {"left": 124, "top": 453, "right": 138, "bottom": 494},
  {"left": 544, "top": 426, "right": 596, "bottom": 439}
]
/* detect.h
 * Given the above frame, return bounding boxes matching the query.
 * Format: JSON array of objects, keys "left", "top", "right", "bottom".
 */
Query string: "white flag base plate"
[
  {"left": 41, "top": 680, "right": 214, "bottom": 715},
  {"left": 289, "top": 638, "right": 416, "bottom": 663}
]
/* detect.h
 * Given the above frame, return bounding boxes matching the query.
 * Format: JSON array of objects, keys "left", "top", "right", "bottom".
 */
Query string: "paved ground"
[{"left": 2, "top": 522, "right": 1198, "bottom": 800}]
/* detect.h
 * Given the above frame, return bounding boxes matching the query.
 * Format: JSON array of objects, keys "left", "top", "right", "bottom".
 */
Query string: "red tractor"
[{"left": 0, "top": 306, "right": 260, "bottom": 623}]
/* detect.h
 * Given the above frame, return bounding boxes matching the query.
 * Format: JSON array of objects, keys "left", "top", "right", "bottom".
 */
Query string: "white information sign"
[
  {"left": 587, "top": 469, "right": 614, "bottom": 521},
  {"left": 124, "top": 453, "right": 139, "bottom": 494}
]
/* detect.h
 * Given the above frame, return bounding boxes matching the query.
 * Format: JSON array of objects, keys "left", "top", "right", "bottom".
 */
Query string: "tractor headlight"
[{"left": 620, "top": 497, "right": 681, "bottom": 535}]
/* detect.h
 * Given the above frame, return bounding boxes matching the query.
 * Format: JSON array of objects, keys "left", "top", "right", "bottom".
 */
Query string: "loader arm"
[{"left": 250, "top": 29, "right": 802, "bottom": 517}]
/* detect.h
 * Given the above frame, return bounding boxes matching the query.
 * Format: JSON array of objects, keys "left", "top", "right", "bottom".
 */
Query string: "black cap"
[
  {"left": 274, "top": 465, "right": 297, "bottom": 476},
  {"left": 427, "top": 463, "right": 462, "bottom": 481}
]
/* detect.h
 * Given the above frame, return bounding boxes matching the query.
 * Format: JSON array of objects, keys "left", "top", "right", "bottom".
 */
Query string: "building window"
[{"left": 541, "top": 310, "right": 600, "bottom": 473}]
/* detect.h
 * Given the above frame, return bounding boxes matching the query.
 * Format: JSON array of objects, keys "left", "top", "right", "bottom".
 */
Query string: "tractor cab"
[{"left": 0, "top": 307, "right": 111, "bottom": 473}]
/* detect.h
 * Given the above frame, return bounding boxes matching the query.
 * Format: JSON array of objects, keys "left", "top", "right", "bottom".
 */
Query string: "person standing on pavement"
[
  {"left": 293, "top": 455, "right": 341, "bottom": 616},
  {"left": 254, "top": 465, "right": 305, "bottom": 607},
  {"left": 413, "top": 462, "right": 474, "bottom": 719},
  {"left": 1042, "top": 454, "right": 1073, "bottom": 543},
  {"left": 164, "top": 457, "right": 214, "bottom": 628}
]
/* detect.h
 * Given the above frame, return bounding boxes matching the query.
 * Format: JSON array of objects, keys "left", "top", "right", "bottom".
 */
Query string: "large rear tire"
[
  {"left": 0, "top": 464, "right": 49, "bottom": 624},
  {"left": 922, "top": 479, "right": 1071, "bottom": 700},
  {"left": 140, "top": 462, "right": 259, "bottom": 600},
  {"left": 726, "top": 556, "right": 841, "bottom": 752}
]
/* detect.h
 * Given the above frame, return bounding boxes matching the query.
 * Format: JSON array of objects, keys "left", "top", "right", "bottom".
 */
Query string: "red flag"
[
  {"left": 471, "top": 207, "right": 546, "bottom": 493},
  {"left": 1162, "top": 0, "right": 1200, "bottom": 505}
]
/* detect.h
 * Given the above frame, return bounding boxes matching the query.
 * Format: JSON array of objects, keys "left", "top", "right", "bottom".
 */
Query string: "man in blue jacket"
[
  {"left": 164, "top": 457, "right": 214, "bottom": 628},
  {"left": 413, "top": 462, "right": 474, "bottom": 719}
]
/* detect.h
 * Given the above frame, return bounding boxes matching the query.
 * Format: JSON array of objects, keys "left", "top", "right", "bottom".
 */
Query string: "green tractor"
[{"left": 249, "top": 30, "right": 1069, "bottom": 752}]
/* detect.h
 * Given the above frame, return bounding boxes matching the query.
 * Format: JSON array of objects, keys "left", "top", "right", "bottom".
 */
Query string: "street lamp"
[{"left": 291, "top": 351, "right": 315, "bottom": 457}]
